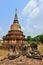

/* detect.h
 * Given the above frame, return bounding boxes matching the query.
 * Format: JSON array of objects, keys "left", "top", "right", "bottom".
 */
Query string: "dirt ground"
[{"left": 0, "top": 56, "right": 43, "bottom": 65}]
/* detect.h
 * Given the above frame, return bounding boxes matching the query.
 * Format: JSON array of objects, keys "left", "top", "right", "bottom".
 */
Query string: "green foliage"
[
  {"left": 39, "top": 34, "right": 43, "bottom": 43},
  {"left": 27, "top": 34, "right": 43, "bottom": 44},
  {"left": 27, "top": 36, "right": 32, "bottom": 43}
]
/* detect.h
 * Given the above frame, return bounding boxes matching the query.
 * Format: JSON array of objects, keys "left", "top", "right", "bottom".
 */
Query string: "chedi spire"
[{"left": 14, "top": 8, "right": 18, "bottom": 23}]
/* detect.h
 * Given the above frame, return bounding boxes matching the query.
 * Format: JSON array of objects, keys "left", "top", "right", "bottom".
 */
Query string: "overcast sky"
[{"left": 0, "top": 0, "right": 43, "bottom": 39}]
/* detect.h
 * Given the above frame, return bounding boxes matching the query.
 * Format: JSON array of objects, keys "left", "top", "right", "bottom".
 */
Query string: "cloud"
[
  {"left": 21, "top": 26, "right": 25, "bottom": 31},
  {"left": 29, "top": 7, "right": 39, "bottom": 17},
  {"left": 33, "top": 24, "right": 43, "bottom": 29},
  {"left": 22, "top": 0, "right": 38, "bottom": 16},
  {"left": 20, "top": 0, "right": 43, "bottom": 36}
]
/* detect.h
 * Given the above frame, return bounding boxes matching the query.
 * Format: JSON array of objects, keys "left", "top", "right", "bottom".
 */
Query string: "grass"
[
  {"left": 38, "top": 44, "right": 43, "bottom": 54},
  {"left": 0, "top": 49, "right": 8, "bottom": 56},
  {"left": 0, "top": 43, "right": 8, "bottom": 56},
  {"left": 0, "top": 43, "right": 3, "bottom": 46}
]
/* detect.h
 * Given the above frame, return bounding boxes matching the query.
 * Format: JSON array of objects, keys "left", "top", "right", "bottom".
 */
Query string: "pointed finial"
[
  {"left": 15, "top": 8, "right": 17, "bottom": 18},
  {"left": 14, "top": 8, "right": 18, "bottom": 23},
  {"left": 15, "top": 8, "right": 17, "bottom": 14}
]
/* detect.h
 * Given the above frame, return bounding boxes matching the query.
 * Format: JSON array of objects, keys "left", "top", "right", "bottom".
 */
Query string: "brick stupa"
[{"left": 3, "top": 9, "right": 28, "bottom": 45}]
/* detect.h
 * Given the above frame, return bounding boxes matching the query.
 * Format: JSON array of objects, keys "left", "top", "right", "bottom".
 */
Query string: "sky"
[{"left": 0, "top": 0, "right": 43, "bottom": 39}]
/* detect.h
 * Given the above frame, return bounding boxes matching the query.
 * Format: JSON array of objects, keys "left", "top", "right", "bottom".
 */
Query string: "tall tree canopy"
[{"left": 27, "top": 34, "right": 43, "bottom": 44}]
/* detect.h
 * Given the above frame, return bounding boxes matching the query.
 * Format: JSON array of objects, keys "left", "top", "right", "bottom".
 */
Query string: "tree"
[
  {"left": 39, "top": 34, "right": 43, "bottom": 43},
  {"left": 27, "top": 34, "right": 43, "bottom": 44},
  {"left": 27, "top": 36, "right": 32, "bottom": 43}
]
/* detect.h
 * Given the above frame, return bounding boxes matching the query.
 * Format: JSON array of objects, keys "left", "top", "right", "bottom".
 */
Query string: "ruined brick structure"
[{"left": 3, "top": 9, "right": 28, "bottom": 46}]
